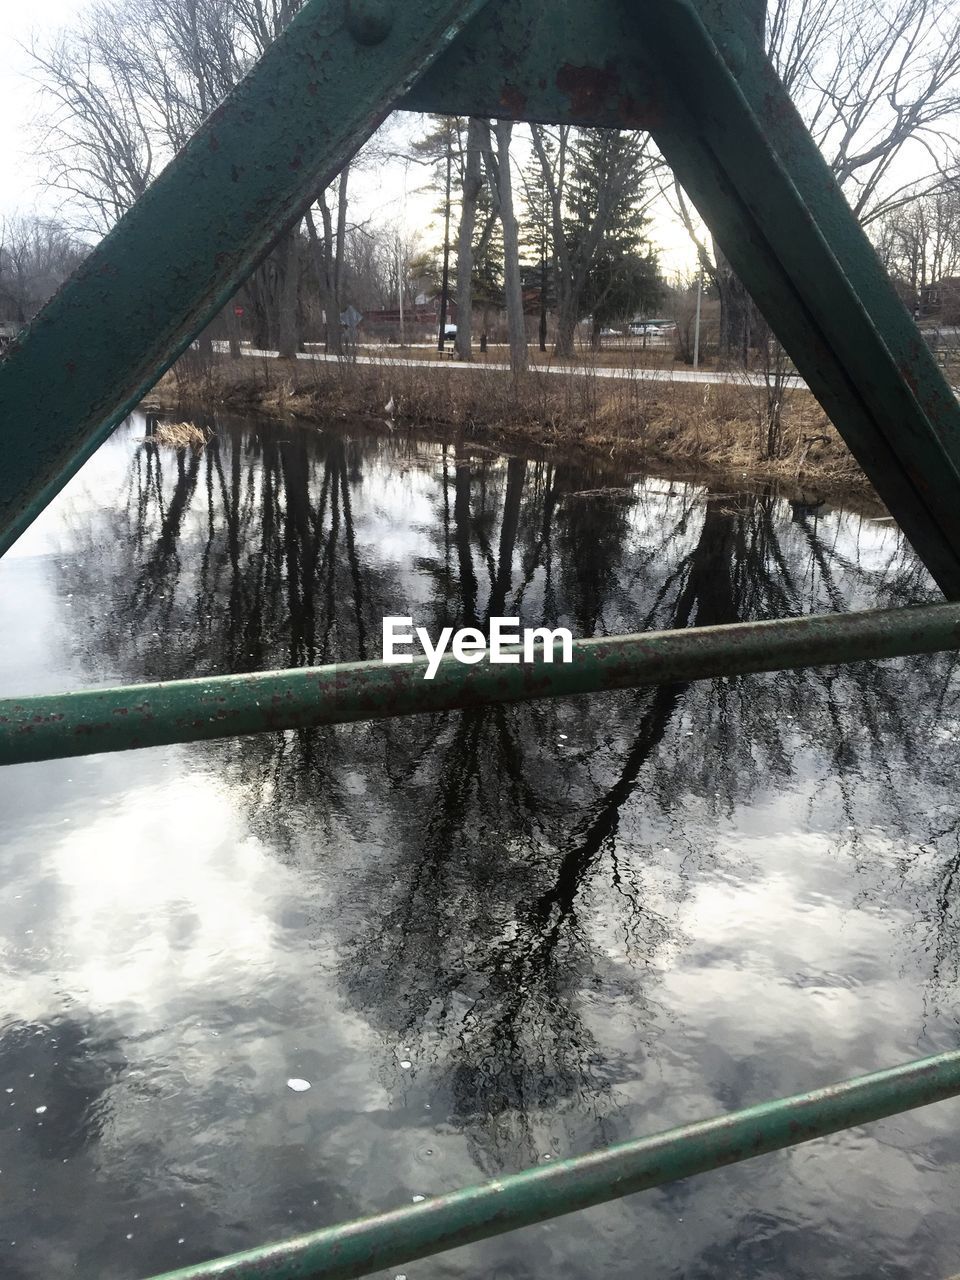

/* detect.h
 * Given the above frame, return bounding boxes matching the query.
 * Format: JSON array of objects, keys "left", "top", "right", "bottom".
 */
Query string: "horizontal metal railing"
[
  {"left": 142, "top": 1051, "right": 960, "bottom": 1280},
  {"left": 2, "top": 602, "right": 960, "bottom": 765}
]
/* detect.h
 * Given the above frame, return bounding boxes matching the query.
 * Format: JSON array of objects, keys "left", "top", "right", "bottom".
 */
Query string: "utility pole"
[
  {"left": 539, "top": 174, "right": 548, "bottom": 353},
  {"left": 398, "top": 237, "right": 405, "bottom": 347},
  {"left": 399, "top": 159, "right": 408, "bottom": 348},
  {"left": 693, "top": 270, "right": 703, "bottom": 370},
  {"left": 437, "top": 126, "right": 453, "bottom": 352}
]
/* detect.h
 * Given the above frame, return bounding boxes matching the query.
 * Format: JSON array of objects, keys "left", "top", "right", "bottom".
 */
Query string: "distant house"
[
  {"left": 360, "top": 301, "right": 448, "bottom": 342},
  {"left": 921, "top": 277, "right": 960, "bottom": 322},
  {"left": 0, "top": 320, "right": 21, "bottom": 352},
  {"left": 358, "top": 297, "right": 509, "bottom": 343}
]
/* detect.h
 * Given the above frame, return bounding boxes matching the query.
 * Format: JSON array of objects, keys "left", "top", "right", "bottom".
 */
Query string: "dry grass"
[
  {"left": 149, "top": 420, "right": 213, "bottom": 449},
  {"left": 155, "top": 352, "right": 868, "bottom": 494}
]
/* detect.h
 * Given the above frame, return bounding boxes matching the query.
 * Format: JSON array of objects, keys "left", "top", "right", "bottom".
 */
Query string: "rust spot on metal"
[
  {"left": 556, "top": 62, "right": 620, "bottom": 117},
  {"left": 617, "top": 93, "right": 660, "bottom": 130},
  {"left": 498, "top": 83, "right": 527, "bottom": 114}
]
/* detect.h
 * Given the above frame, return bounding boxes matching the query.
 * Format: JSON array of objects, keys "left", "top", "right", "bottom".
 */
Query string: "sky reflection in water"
[{"left": 1, "top": 414, "right": 959, "bottom": 1279}]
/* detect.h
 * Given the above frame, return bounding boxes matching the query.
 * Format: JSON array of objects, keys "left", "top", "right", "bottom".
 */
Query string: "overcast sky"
[
  {"left": 0, "top": 1, "right": 79, "bottom": 218},
  {"left": 0, "top": 2, "right": 697, "bottom": 275}
]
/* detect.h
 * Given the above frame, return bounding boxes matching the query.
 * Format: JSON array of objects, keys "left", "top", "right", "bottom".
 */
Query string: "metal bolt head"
[{"left": 346, "top": 0, "right": 394, "bottom": 44}]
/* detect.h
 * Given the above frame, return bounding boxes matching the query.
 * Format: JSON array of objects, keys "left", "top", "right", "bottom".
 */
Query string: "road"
[
  {"left": 214, "top": 342, "right": 809, "bottom": 390},
  {"left": 215, "top": 342, "right": 959, "bottom": 395}
]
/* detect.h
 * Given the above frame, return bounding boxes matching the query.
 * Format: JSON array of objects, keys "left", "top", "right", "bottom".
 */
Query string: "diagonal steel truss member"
[
  {"left": 1, "top": 0, "right": 960, "bottom": 592},
  {"left": 0, "top": 0, "right": 497, "bottom": 558}
]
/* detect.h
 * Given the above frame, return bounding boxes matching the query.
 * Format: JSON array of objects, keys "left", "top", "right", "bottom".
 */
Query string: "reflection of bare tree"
[
  {"left": 66, "top": 423, "right": 405, "bottom": 683},
  {"left": 57, "top": 417, "right": 960, "bottom": 1174}
]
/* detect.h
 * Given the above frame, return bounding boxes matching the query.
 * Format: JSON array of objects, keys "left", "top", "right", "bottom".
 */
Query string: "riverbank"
[{"left": 152, "top": 352, "right": 870, "bottom": 497}]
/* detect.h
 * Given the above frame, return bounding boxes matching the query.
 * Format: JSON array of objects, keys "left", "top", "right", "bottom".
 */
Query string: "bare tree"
[
  {"left": 304, "top": 168, "right": 352, "bottom": 356},
  {"left": 28, "top": 11, "right": 156, "bottom": 235},
  {"left": 768, "top": 0, "right": 960, "bottom": 224},
  {"left": 27, "top": 0, "right": 357, "bottom": 359},
  {"left": 0, "top": 215, "right": 87, "bottom": 323},
  {"left": 874, "top": 184, "right": 960, "bottom": 311},
  {"left": 669, "top": 0, "right": 960, "bottom": 361}
]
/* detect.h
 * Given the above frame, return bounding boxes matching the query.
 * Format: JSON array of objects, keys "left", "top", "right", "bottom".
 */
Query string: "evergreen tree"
[
  {"left": 563, "top": 131, "right": 663, "bottom": 346},
  {"left": 529, "top": 125, "right": 663, "bottom": 356}
]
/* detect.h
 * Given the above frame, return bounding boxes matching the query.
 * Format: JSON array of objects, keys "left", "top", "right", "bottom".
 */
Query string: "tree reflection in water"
[{"left": 57, "top": 413, "right": 960, "bottom": 1186}]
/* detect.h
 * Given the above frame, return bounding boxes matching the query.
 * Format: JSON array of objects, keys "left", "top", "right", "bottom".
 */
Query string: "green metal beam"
[
  {"left": 0, "top": 0, "right": 493, "bottom": 559},
  {"left": 632, "top": 0, "right": 960, "bottom": 599},
  {"left": 402, "top": 0, "right": 660, "bottom": 126},
  {"left": 2, "top": 603, "right": 959, "bottom": 765},
  {"left": 143, "top": 1050, "right": 960, "bottom": 1280}
]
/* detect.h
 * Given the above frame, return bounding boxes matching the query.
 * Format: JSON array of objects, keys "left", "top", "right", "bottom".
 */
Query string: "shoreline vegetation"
[{"left": 152, "top": 351, "right": 874, "bottom": 503}]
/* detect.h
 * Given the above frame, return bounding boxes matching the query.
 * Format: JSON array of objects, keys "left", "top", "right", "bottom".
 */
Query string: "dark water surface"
[{"left": 2, "top": 414, "right": 960, "bottom": 1279}]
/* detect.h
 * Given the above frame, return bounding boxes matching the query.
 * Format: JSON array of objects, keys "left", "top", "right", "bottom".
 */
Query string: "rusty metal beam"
[
  {"left": 402, "top": 0, "right": 661, "bottom": 126},
  {"left": 2, "top": 603, "right": 959, "bottom": 765},
  {"left": 142, "top": 1049, "right": 960, "bottom": 1280}
]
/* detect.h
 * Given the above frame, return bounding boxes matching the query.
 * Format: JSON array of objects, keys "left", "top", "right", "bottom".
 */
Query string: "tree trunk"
[
  {"left": 227, "top": 303, "right": 242, "bottom": 359},
  {"left": 334, "top": 166, "right": 349, "bottom": 302},
  {"left": 455, "top": 118, "right": 485, "bottom": 361},
  {"left": 716, "top": 250, "right": 753, "bottom": 366},
  {"left": 555, "top": 297, "right": 578, "bottom": 358},
  {"left": 530, "top": 126, "right": 575, "bottom": 360},
  {"left": 438, "top": 136, "right": 453, "bottom": 350},
  {"left": 277, "top": 227, "right": 301, "bottom": 360},
  {"left": 318, "top": 189, "right": 343, "bottom": 356},
  {"left": 246, "top": 266, "right": 272, "bottom": 349},
  {"left": 495, "top": 120, "right": 528, "bottom": 375},
  {"left": 305, "top": 206, "right": 341, "bottom": 356}
]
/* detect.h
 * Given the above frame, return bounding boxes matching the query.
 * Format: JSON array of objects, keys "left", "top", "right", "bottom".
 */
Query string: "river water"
[{"left": 1, "top": 413, "right": 959, "bottom": 1279}]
